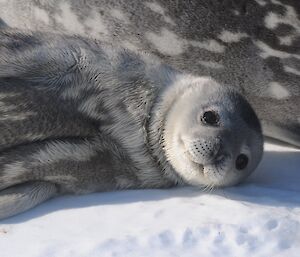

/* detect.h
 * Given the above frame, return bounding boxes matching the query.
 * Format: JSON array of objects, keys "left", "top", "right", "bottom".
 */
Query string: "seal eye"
[
  {"left": 201, "top": 111, "right": 219, "bottom": 126},
  {"left": 236, "top": 154, "right": 248, "bottom": 170}
]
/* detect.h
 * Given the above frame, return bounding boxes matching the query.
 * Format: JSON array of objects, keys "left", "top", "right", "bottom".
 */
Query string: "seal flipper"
[{"left": 0, "top": 181, "right": 57, "bottom": 220}]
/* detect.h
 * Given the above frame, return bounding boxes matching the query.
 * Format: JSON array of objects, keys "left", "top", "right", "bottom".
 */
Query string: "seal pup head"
[{"left": 150, "top": 76, "right": 263, "bottom": 188}]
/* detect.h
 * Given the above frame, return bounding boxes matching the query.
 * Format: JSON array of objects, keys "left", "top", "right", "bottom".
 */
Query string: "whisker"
[
  {"left": 202, "top": 184, "right": 210, "bottom": 193},
  {"left": 209, "top": 184, "right": 216, "bottom": 193}
]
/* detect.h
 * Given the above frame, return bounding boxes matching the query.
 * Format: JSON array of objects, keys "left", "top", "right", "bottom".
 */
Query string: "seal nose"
[{"left": 185, "top": 137, "right": 221, "bottom": 165}]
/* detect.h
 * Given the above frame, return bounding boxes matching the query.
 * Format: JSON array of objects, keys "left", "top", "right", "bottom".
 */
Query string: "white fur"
[
  {"left": 149, "top": 76, "right": 263, "bottom": 187},
  {"left": 267, "top": 82, "right": 290, "bottom": 99},
  {"left": 85, "top": 10, "right": 109, "bottom": 39},
  {"left": 144, "top": 2, "right": 175, "bottom": 25},
  {"left": 255, "top": 0, "right": 267, "bottom": 6},
  {"left": 265, "top": 5, "right": 299, "bottom": 32},
  {"left": 121, "top": 41, "right": 139, "bottom": 52},
  {"left": 279, "top": 36, "right": 293, "bottom": 46},
  {"left": 189, "top": 40, "right": 225, "bottom": 53},
  {"left": 255, "top": 41, "right": 300, "bottom": 59},
  {"left": 198, "top": 61, "right": 224, "bottom": 69},
  {"left": 109, "top": 8, "right": 130, "bottom": 24},
  {"left": 146, "top": 28, "right": 185, "bottom": 55},
  {"left": 219, "top": 31, "right": 248, "bottom": 43},
  {"left": 33, "top": 6, "right": 50, "bottom": 25},
  {"left": 55, "top": 2, "right": 85, "bottom": 34},
  {"left": 145, "top": 2, "right": 165, "bottom": 15},
  {"left": 284, "top": 66, "right": 300, "bottom": 76}
]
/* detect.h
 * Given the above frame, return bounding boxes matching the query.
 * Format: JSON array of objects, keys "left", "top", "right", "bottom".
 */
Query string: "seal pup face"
[{"left": 162, "top": 77, "right": 263, "bottom": 188}]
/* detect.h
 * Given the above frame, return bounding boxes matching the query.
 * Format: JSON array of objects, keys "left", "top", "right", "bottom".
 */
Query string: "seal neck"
[{"left": 146, "top": 73, "right": 203, "bottom": 185}]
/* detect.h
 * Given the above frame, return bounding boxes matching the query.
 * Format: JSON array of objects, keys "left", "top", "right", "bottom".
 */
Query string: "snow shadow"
[{"left": 216, "top": 149, "right": 300, "bottom": 206}]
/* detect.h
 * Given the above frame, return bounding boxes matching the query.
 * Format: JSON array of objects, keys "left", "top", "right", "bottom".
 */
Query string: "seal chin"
[
  {"left": 202, "top": 154, "right": 232, "bottom": 186},
  {"left": 187, "top": 155, "right": 204, "bottom": 173},
  {"left": 186, "top": 151, "right": 232, "bottom": 186}
]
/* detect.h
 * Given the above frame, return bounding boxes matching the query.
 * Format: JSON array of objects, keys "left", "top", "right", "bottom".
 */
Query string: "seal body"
[
  {"left": 0, "top": 30, "right": 263, "bottom": 219},
  {"left": 0, "top": 0, "right": 299, "bottom": 147}
]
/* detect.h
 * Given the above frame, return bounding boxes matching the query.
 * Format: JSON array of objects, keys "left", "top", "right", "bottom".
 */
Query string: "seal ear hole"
[
  {"left": 201, "top": 110, "right": 220, "bottom": 126},
  {"left": 236, "top": 154, "right": 249, "bottom": 170}
]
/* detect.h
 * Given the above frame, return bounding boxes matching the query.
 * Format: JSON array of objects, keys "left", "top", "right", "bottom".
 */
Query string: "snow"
[{"left": 0, "top": 142, "right": 300, "bottom": 257}]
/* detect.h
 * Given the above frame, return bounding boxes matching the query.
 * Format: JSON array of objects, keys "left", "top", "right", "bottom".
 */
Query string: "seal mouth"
[
  {"left": 178, "top": 136, "right": 235, "bottom": 186},
  {"left": 214, "top": 154, "right": 228, "bottom": 166},
  {"left": 203, "top": 153, "right": 232, "bottom": 181},
  {"left": 184, "top": 150, "right": 232, "bottom": 184},
  {"left": 183, "top": 151, "right": 204, "bottom": 173},
  {"left": 184, "top": 149, "right": 229, "bottom": 170}
]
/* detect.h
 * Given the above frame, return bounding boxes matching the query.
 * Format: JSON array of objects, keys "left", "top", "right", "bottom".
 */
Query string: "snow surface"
[{"left": 0, "top": 142, "right": 299, "bottom": 257}]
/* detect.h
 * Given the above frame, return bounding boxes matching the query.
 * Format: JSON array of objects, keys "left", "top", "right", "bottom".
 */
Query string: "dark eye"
[
  {"left": 201, "top": 111, "right": 220, "bottom": 126},
  {"left": 236, "top": 154, "right": 249, "bottom": 170}
]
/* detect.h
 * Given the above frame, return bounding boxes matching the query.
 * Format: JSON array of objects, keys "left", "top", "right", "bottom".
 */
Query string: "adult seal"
[{"left": 0, "top": 30, "right": 263, "bottom": 219}]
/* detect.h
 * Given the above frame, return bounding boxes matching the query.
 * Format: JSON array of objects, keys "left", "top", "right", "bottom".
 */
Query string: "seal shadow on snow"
[
  {"left": 218, "top": 149, "right": 300, "bottom": 206},
  {"left": 1, "top": 148, "right": 300, "bottom": 224}
]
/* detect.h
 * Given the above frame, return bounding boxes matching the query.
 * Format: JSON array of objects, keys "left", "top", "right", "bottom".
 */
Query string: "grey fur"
[
  {"left": 0, "top": 182, "right": 57, "bottom": 220},
  {"left": 0, "top": 0, "right": 299, "bottom": 147},
  {"left": 0, "top": 29, "right": 263, "bottom": 219}
]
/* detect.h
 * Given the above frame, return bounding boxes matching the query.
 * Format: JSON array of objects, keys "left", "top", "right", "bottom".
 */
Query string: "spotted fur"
[{"left": 0, "top": 0, "right": 298, "bottom": 146}]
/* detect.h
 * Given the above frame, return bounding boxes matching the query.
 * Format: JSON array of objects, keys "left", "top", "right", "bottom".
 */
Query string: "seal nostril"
[
  {"left": 236, "top": 154, "right": 248, "bottom": 170},
  {"left": 201, "top": 110, "right": 219, "bottom": 126}
]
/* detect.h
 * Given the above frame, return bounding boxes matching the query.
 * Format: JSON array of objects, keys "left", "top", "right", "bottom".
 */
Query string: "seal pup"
[{"left": 0, "top": 30, "right": 263, "bottom": 219}]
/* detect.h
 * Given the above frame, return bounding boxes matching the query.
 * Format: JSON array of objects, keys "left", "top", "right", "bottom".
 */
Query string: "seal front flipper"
[
  {"left": 0, "top": 136, "right": 144, "bottom": 220},
  {"left": 0, "top": 182, "right": 57, "bottom": 220}
]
